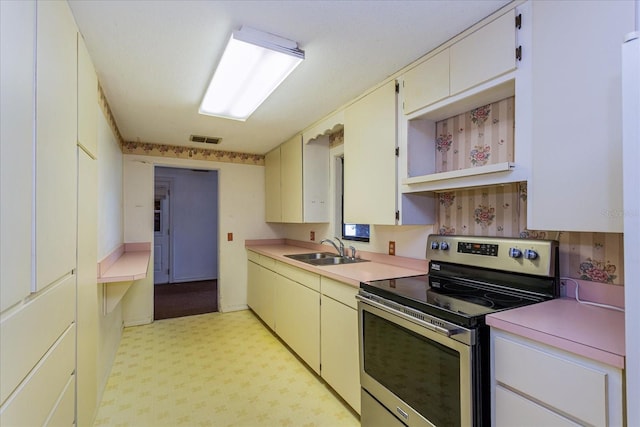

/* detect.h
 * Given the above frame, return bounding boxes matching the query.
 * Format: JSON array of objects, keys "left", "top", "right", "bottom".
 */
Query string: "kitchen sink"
[{"left": 285, "top": 252, "right": 369, "bottom": 266}]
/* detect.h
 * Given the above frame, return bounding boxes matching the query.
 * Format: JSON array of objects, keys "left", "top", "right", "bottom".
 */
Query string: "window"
[{"left": 340, "top": 157, "right": 370, "bottom": 242}]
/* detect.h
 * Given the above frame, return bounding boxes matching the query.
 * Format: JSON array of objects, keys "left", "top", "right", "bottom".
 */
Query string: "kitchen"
[{"left": 1, "top": 0, "right": 638, "bottom": 426}]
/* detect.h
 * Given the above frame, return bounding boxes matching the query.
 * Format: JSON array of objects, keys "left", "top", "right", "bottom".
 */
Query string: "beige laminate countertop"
[
  {"left": 245, "top": 240, "right": 427, "bottom": 288},
  {"left": 487, "top": 298, "right": 625, "bottom": 369}
]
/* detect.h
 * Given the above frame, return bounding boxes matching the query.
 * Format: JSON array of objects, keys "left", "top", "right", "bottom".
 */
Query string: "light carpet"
[{"left": 94, "top": 310, "right": 360, "bottom": 426}]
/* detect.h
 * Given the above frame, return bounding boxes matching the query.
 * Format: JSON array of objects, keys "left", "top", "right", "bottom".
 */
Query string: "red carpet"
[{"left": 154, "top": 279, "right": 218, "bottom": 320}]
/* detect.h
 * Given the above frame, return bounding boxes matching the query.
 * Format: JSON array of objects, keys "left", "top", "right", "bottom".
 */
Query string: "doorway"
[{"left": 153, "top": 167, "right": 219, "bottom": 320}]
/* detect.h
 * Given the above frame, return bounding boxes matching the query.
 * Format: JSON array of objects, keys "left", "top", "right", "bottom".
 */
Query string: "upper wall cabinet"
[
  {"left": 402, "top": 9, "right": 516, "bottom": 116},
  {"left": 449, "top": 9, "right": 516, "bottom": 96},
  {"left": 402, "top": 49, "right": 450, "bottom": 115},
  {"left": 398, "top": 7, "right": 524, "bottom": 196},
  {"left": 344, "top": 81, "right": 397, "bottom": 225},
  {"left": 77, "top": 33, "right": 98, "bottom": 158},
  {"left": 264, "top": 133, "right": 329, "bottom": 223},
  {"left": 521, "top": 0, "right": 633, "bottom": 232},
  {"left": 35, "top": 0, "right": 79, "bottom": 290},
  {"left": 280, "top": 134, "right": 303, "bottom": 223},
  {"left": 264, "top": 146, "right": 282, "bottom": 222}
]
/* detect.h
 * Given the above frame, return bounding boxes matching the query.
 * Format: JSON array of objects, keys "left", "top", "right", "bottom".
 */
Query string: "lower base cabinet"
[
  {"left": 491, "top": 329, "right": 624, "bottom": 427},
  {"left": 274, "top": 274, "right": 320, "bottom": 374},
  {"left": 246, "top": 251, "right": 361, "bottom": 414},
  {"left": 321, "top": 277, "right": 360, "bottom": 414}
]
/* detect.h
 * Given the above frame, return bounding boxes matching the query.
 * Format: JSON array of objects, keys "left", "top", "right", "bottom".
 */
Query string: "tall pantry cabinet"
[{"left": 1, "top": 1, "right": 98, "bottom": 425}]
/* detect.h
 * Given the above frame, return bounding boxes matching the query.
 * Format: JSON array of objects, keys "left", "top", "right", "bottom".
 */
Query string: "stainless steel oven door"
[{"left": 358, "top": 295, "right": 473, "bottom": 427}]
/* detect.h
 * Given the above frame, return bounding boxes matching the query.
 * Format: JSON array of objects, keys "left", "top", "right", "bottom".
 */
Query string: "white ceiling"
[{"left": 68, "top": 0, "right": 510, "bottom": 155}]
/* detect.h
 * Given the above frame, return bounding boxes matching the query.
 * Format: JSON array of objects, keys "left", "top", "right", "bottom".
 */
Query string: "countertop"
[
  {"left": 245, "top": 239, "right": 427, "bottom": 288},
  {"left": 486, "top": 298, "right": 625, "bottom": 369}
]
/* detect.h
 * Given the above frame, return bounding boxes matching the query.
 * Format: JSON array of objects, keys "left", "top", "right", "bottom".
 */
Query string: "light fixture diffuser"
[{"left": 199, "top": 27, "right": 305, "bottom": 121}]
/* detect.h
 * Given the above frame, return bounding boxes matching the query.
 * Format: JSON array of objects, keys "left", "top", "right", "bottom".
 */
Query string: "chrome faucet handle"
[{"left": 349, "top": 246, "right": 357, "bottom": 259}]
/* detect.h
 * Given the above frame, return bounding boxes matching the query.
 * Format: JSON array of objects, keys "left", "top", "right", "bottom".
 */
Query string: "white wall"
[
  {"left": 96, "top": 109, "right": 124, "bottom": 398},
  {"left": 121, "top": 154, "right": 280, "bottom": 323},
  {"left": 282, "top": 143, "right": 435, "bottom": 260}
]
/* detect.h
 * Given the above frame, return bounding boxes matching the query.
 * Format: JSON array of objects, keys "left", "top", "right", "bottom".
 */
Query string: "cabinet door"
[
  {"left": 280, "top": 134, "right": 303, "bottom": 223},
  {"left": 274, "top": 275, "right": 320, "bottom": 373},
  {"left": 77, "top": 33, "right": 98, "bottom": 158},
  {"left": 525, "top": 1, "right": 633, "bottom": 232},
  {"left": 35, "top": 0, "right": 78, "bottom": 290},
  {"left": 450, "top": 9, "right": 515, "bottom": 95},
  {"left": 0, "top": 0, "right": 35, "bottom": 311},
  {"left": 264, "top": 147, "right": 281, "bottom": 222},
  {"left": 320, "top": 295, "right": 360, "bottom": 413},
  {"left": 247, "top": 261, "right": 276, "bottom": 330},
  {"left": 403, "top": 49, "right": 450, "bottom": 115},
  {"left": 344, "top": 80, "right": 397, "bottom": 225}
]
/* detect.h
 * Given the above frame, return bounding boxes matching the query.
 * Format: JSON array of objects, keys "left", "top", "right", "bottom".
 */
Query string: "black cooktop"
[{"left": 360, "top": 274, "right": 546, "bottom": 328}]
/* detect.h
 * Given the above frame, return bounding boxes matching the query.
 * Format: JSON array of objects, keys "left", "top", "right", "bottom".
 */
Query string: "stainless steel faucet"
[
  {"left": 349, "top": 245, "right": 357, "bottom": 259},
  {"left": 320, "top": 237, "right": 345, "bottom": 256}
]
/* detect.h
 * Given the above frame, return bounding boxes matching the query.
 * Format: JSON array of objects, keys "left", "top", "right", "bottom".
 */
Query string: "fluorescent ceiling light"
[{"left": 199, "top": 27, "right": 305, "bottom": 121}]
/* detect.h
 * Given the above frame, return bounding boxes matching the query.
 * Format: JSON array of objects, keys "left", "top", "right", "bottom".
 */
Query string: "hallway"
[{"left": 94, "top": 310, "right": 360, "bottom": 426}]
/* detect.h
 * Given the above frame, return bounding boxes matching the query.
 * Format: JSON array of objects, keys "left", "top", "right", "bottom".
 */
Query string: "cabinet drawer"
[
  {"left": 494, "top": 335, "right": 607, "bottom": 426},
  {"left": 1, "top": 274, "right": 76, "bottom": 404},
  {"left": 0, "top": 323, "right": 75, "bottom": 426},
  {"left": 495, "top": 385, "right": 579, "bottom": 427},
  {"left": 258, "top": 255, "right": 277, "bottom": 270},
  {"left": 45, "top": 374, "right": 75, "bottom": 427},
  {"left": 274, "top": 261, "right": 320, "bottom": 291},
  {"left": 247, "top": 250, "right": 260, "bottom": 263},
  {"left": 321, "top": 277, "right": 358, "bottom": 309}
]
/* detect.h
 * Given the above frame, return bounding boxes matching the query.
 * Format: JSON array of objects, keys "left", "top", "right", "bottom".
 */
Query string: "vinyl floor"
[{"left": 93, "top": 310, "right": 360, "bottom": 427}]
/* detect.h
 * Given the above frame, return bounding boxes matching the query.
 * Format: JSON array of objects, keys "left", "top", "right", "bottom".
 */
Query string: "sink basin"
[
  {"left": 285, "top": 252, "right": 369, "bottom": 266},
  {"left": 285, "top": 252, "right": 338, "bottom": 261}
]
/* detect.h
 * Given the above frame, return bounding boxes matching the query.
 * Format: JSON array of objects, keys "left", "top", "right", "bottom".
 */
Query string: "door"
[{"left": 154, "top": 181, "right": 171, "bottom": 284}]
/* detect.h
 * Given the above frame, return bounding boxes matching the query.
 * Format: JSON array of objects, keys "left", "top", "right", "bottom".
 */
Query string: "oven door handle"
[{"left": 356, "top": 294, "right": 462, "bottom": 338}]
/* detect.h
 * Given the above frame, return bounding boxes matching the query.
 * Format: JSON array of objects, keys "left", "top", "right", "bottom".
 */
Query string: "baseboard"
[{"left": 220, "top": 304, "right": 248, "bottom": 313}]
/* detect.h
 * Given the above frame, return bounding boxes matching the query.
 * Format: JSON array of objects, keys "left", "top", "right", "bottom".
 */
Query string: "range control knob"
[
  {"left": 508, "top": 248, "right": 522, "bottom": 258},
  {"left": 430, "top": 241, "right": 439, "bottom": 250},
  {"left": 524, "top": 249, "right": 538, "bottom": 260},
  {"left": 439, "top": 242, "right": 449, "bottom": 251}
]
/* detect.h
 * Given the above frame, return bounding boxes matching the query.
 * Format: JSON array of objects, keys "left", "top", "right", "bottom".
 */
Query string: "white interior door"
[{"left": 154, "top": 182, "right": 171, "bottom": 284}]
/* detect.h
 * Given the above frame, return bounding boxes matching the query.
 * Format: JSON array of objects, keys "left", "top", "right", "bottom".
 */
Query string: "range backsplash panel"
[{"left": 436, "top": 182, "right": 624, "bottom": 286}]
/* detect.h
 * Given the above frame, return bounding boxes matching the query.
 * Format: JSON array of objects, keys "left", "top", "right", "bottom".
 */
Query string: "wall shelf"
[{"left": 98, "top": 242, "right": 150, "bottom": 314}]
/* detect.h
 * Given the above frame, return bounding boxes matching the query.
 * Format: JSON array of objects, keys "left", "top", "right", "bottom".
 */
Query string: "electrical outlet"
[
  {"left": 388, "top": 241, "right": 395, "bottom": 255},
  {"left": 310, "top": 231, "right": 315, "bottom": 241}
]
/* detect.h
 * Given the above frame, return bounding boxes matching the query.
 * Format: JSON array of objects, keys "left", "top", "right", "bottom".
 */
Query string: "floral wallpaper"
[
  {"left": 436, "top": 183, "right": 624, "bottom": 286},
  {"left": 435, "top": 97, "right": 514, "bottom": 173},
  {"left": 121, "top": 141, "right": 264, "bottom": 166}
]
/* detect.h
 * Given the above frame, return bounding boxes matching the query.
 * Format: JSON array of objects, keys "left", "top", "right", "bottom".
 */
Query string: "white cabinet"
[
  {"left": 320, "top": 277, "right": 360, "bottom": 414},
  {"left": 264, "top": 133, "right": 329, "bottom": 223},
  {"left": 450, "top": 10, "right": 516, "bottom": 96},
  {"left": 246, "top": 252, "right": 276, "bottom": 330},
  {"left": 274, "top": 271, "right": 320, "bottom": 374},
  {"left": 491, "top": 330, "right": 624, "bottom": 427},
  {"left": 402, "top": 9, "right": 516, "bottom": 116},
  {"left": 77, "top": 33, "right": 98, "bottom": 158},
  {"left": 344, "top": 80, "right": 398, "bottom": 225},
  {"left": 0, "top": 0, "right": 36, "bottom": 311},
  {"left": 264, "top": 147, "right": 282, "bottom": 222},
  {"left": 522, "top": 0, "right": 634, "bottom": 232},
  {"left": 35, "top": 0, "right": 78, "bottom": 290},
  {"left": 280, "top": 134, "right": 303, "bottom": 223},
  {"left": 403, "top": 49, "right": 450, "bottom": 115}
]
